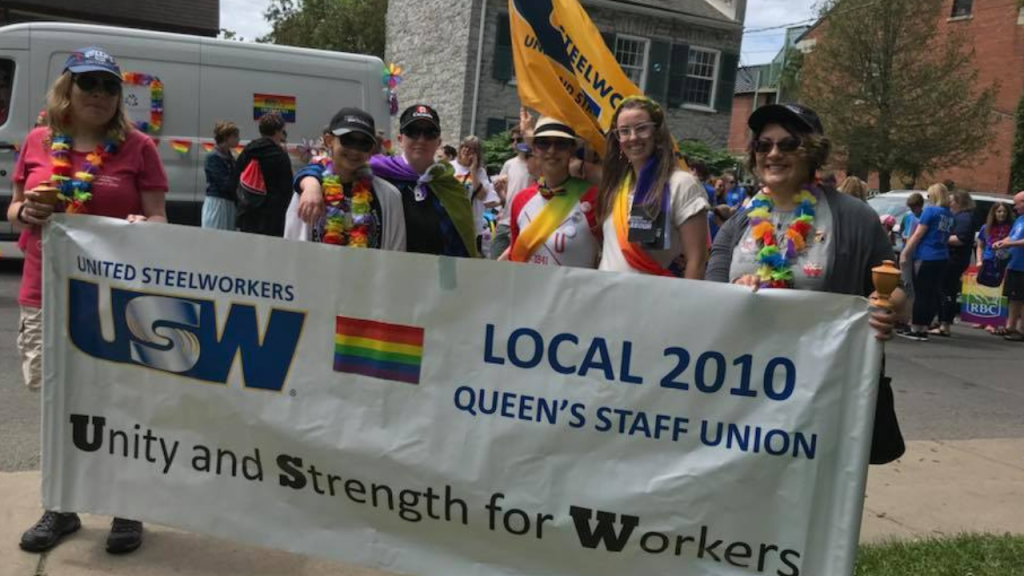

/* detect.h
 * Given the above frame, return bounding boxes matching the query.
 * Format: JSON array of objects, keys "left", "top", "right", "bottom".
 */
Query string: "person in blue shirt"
[
  {"left": 689, "top": 159, "right": 720, "bottom": 240},
  {"left": 722, "top": 173, "right": 746, "bottom": 209},
  {"left": 992, "top": 191, "right": 1024, "bottom": 341},
  {"left": 899, "top": 183, "right": 954, "bottom": 341},
  {"left": 932, "top": 189, "right": 977, "bottom": 336}
]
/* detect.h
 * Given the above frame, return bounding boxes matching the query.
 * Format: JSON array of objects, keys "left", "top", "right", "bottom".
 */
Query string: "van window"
[{"left": 0, "top": 59, "right": 14, "bottom": 128}]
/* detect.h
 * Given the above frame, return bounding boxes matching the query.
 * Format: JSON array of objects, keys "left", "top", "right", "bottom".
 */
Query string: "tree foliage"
[
  {"left": 1011, "top": 94, "right": 1024, "bottom": 193},
  {"left": 800, "top": 0, "right": 997, "bottom": 192},
  {"left": 678, "top": 140, "right": 739, "bottom": 176},
  {"left": 260, "top": 0, "right": 388, "bottom": 59},
  {"left": 483, "top": 131, "right": 516, "bottom": 175}
]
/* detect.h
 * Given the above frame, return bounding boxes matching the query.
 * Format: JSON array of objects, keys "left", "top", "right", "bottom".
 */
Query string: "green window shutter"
[
  {"left": 715, "top": 52, "right": 740, "bottom": 113},
  {"left": 667, "top": 44, "right": 690, "bottom": 109},
  {"left": 602, "top": 32, "right": 616, "bottom": 53},
  {"left": 486, "top": 118, "right": 507, "bottom": 137},
  {"left": 493, "top": 13, "right": 513, "bottom": 82},
  {"left": 646, "top": 39, "right": 671, "bottom": 105}
]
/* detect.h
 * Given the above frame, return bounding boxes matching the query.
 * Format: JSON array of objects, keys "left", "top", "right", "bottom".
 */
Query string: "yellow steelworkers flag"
[{"left": 509, "top": 0, "right": 641, "bottom": 150}]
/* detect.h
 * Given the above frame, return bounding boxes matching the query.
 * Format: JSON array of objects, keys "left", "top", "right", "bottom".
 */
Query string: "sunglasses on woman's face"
[
  {"left": 402, "top": 127, "right": 441, "bottom": 141},
  {"left": 73, "top": 74, "right": 122, "bottom": 96},
  {"left": 339, "top": 134, "right": 375, "bottom": 153},
  {"left": 533, "top": 138, "right": 574, "bottom": 152},
  {"left": 753, "top": 136, "right": 802, "bottom": 154}
]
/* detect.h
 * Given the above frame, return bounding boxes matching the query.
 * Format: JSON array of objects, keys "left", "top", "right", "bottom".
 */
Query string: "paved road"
[{"left": 1, "top": 260, "right": 1022, "bottom": 472}]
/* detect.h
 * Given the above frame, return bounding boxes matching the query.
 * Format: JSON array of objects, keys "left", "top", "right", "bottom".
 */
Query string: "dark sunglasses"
[
  {"left": 533, "top": 138, "right": 574, "bottom": 152},
  {"left": 753, "top": 136, "right": 802, "bottom": 154},
  {"left": 73, "top": 74, "right": 121, "bottom": 96},
  {"left": 403, "top": 127, "right": 441, "bottom": 141},
  {"left": 339, "top": 134, "right": 375, "bottom": 153},
  {"left": 513, "top": 137, "right": 525, "bottom": 144}
]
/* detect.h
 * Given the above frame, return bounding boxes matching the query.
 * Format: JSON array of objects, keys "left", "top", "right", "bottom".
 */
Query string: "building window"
[
  {"left": 614, "top": 35, "right": 650, "bottom": 91},
  {"left": 683, "top": 47, "right": 720, "bottom": 108},
  {"left": 951, "top": 0, "right": 972, "bottom": 17}
]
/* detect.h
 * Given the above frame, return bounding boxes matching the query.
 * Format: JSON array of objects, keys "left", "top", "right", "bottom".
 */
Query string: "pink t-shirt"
[{"left": 14, "top": 127, "right": 169, "bottom": 307}]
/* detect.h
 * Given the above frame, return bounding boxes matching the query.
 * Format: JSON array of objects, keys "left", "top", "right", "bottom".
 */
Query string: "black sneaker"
[
  {"left": 106, "top": 518, "right": 144, "bottom": 554},
  {"left": 897, "top": 330, "right": 928, "bottom": 342},
  {"left": 19, "top": 511, "right": 81, "bottom": 552}
]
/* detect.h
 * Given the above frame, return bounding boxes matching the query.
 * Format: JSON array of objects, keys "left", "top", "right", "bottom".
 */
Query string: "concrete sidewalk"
[{"left": 1, "top": 439, "right": 1022, "bottom": 576}]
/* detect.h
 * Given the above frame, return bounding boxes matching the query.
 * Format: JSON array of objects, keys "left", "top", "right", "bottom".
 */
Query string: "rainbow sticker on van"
[{"left": 253, "top": 93, "right": 296, "bottom": 123}]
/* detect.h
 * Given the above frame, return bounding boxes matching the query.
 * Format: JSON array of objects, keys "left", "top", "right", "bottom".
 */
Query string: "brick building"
[
  {"left": 798, "top": 0, "right": 1024, "bottom": 194},
  {"left": 386, "top": 0, "right": 745, "bottom": 148},
  {"left": 726, "top": 26, "right": 808, "bottom": 154},
  {"left": 0, "top": 0, "right": 219, "bottom": 37}
]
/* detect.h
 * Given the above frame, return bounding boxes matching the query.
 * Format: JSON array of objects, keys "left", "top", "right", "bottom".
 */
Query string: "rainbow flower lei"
[
  {"left": 747, "top": 186, "right": 818, "bottom": 289},
  {"left": 49, "top": 134, "right": 118, "bottom": 214},
  {"left": 322, "top": 165, "right": 374, "bottom": 247}
]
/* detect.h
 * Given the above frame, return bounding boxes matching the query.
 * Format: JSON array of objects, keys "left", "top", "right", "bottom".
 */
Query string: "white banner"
[{"left": 42, "top": 216, "right": 881, "bottom": 576}]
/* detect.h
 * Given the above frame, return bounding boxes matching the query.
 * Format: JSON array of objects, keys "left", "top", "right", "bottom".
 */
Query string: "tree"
[
  {"left": 677, "top": 140, "right": 738, "bottom": 176},
  {"left": 218, "top": 28, "right": 245, "bottom": 42},
  {"left": 483, "top": 131, "right": 516, "bottom": 175},
  {"left": 1011, "top": 94, "right": 1024, "bottom": 193},
  {"left": 778, "top": 48, "right": 804, "bottom": 103},
  {"left": 800, "top": 0, "right": 997, "bottom": 192},
  {"left": 260, "top": 0, "right": 388, "bottom": 59}
]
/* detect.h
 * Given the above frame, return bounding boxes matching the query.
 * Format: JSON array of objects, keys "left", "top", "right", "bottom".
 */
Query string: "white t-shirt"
[
  {"left": 498, "top": 156, "right": 533, "bottom": 225},
  {"left": 598, "top": 170, "right": 710, "bottom": 273},
  {"left": 284, "top": 175, "right": 407, "bottom": 251},
  {"left": 452, "top": 160, "right": 499, "bottom": 235},
  {"left": 509, "top": 182, "right": 600, "bottom": 268}
]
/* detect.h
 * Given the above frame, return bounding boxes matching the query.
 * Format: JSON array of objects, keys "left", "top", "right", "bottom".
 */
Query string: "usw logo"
[{"left": 68, "top": 279, "right": 305, "bottom": 391}]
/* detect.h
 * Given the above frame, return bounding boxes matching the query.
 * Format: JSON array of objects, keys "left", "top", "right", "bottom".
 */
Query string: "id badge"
[{"left": 628, "top": 204, "right": 669, "bottom": 249}]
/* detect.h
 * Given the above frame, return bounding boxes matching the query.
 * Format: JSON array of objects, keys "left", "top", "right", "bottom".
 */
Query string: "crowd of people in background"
[{"left": 7, "top": 45, "right": 1024, "bottom": 557}]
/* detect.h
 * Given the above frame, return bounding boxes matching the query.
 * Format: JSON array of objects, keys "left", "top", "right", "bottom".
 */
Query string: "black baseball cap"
[
  {"left": 400, "top": 104, "right": 441, "bottom": 132},
  {"left": 329, "top": 107, "right": 376, "bottom": 140},
  {"left": 748, "top": 103, "right": 824, "bottom": 135}
]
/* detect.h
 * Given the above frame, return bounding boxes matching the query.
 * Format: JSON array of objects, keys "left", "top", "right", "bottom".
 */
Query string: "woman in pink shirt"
[{"left": 6, "top": 46, "right": 168, "bottom": 556}]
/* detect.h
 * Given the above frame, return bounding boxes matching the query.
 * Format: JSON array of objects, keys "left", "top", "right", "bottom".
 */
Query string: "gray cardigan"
[{"left": 707, "top": 187, "right": 895, "bottom": 297}]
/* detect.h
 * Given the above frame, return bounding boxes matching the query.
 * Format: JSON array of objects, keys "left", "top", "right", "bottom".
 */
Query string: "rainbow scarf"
[
  {"left": 509, "top": 177, "right": 590, "bottom": 262},
  {"left": 611, "top": 161, "right": 675, "bottom": 277},
  {"left": 371, "top": 155, "right": 478, "bottom": 257}
]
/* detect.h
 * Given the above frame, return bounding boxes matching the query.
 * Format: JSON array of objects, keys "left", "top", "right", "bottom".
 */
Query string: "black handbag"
[
  {"left": 870, "top": 364, "right": 905, "bottom": 465},
  {"left": 977, "top": 257, "right": 1008, "bottom": 288}
]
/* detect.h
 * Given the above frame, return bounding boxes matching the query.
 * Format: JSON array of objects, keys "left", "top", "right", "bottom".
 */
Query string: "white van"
[{"left": 0, "top": 22, "right": 388, "bottom": 257}]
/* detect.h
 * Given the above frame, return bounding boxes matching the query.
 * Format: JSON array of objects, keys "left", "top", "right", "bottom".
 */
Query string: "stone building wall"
[{"left": 385, "top": 0, "right": 476, "bottom": 145}]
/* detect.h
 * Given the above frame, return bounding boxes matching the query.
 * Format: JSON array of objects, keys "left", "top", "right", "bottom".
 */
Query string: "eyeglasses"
[
  {"left": 753, "top": 136, "right": 802, "bottom": 154},
  {"left": 403, "top": 127, "right": 441, "bottom": 141},
  {"left": 513, "top": 137, "right": 524, "bottom": 144},
  {"left": 339, "top": 134, "right": 375, "bottom": 153},
  {"left": 533, "top": 138, "right": 574, "bottom": 152},
  {"left": 73, "top": 74, "right": 121, "bottom": 96},
  {"left": 612, "top": 122, "right": 657, "bottom": 141}
]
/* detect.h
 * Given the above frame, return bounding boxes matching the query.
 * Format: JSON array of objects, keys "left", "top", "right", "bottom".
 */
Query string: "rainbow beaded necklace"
[
  {"left": 49, "top": 134, "right": 118, "bottom": 214},
  {"left": 746, "top": 186, "right": 818, "bottom": 289},
  {"left": 321, "top": 165, "right": 374, "bottom": 247}
]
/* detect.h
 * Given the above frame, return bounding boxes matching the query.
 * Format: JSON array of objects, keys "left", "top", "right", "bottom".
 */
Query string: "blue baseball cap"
[{"left": 63, "top": 47, "right": 122, "bottom": 78}]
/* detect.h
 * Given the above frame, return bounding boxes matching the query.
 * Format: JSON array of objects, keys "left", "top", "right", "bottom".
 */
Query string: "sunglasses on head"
[
  {"left": 753, "top": 136, "right": 802, "bottom": 154},
  {"left": 403, "top": 126, "right": 440, "bottom": 141},
  {"left": 339, "top": 134, "right": 375, "bottom": 153},
  {"left": 533, "top": 138, "right": 574, "bottom": 152},
  {"left": 73, "top": 74, "right": 121, "bottom": 96}
]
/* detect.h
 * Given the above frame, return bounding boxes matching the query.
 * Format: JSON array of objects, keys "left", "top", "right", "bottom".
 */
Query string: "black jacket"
[{"left": 230, "top": 137, "right": 293, "bottom": 237}]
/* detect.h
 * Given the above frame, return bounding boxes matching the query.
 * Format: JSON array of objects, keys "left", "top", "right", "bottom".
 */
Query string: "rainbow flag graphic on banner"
[
  {"left": 202, "top": 142, "right": 215, "bottom": 153},
  {"left": 334, "top": 317, "right": 424, "bottom": 385},
  {"left": 253, "top": 93, "right": 297, "bottom": 123}
]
